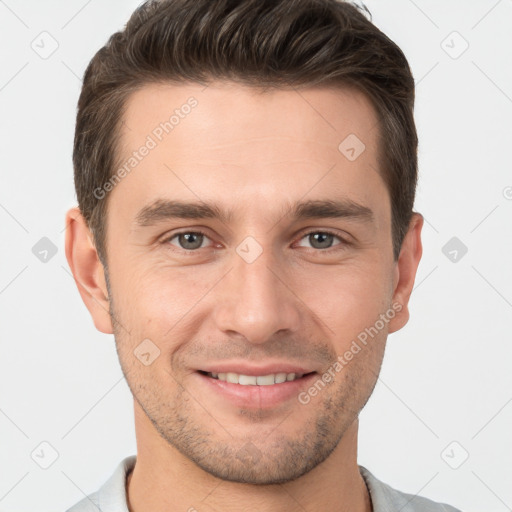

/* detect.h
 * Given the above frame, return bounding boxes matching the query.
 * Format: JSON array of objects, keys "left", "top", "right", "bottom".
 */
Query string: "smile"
[{"left": 202, "top": 371, "right": 309, "bottom": 385}]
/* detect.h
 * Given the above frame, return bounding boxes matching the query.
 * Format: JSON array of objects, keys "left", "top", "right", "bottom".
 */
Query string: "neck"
[{"left": 127, "top": 402, "right": 372, "bottom": 512}]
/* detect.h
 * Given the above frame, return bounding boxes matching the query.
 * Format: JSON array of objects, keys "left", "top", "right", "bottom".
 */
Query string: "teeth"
[
  {"left": 256, "top": 375, "right": 274, "bottom": 385},
  {"left": 207, "top": 371, "right": 304, "bottom": 385},
  {"left": 239, "top": 374, "right": 257, "bottom": 385},
  {"left": 226, "top": 372, "right": 239, "bottom": 384}
]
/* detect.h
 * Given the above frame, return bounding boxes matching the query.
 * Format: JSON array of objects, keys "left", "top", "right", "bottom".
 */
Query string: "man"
[{"left": 64, "top": 0, "right": 462, "bottom": 510}]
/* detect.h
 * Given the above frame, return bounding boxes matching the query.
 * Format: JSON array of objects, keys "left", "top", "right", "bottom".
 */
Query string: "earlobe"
[
  {"left": 64, "top": 207, "right": 114, "bottom": 334},
  {"left": 388, "top": 212, "right": 424, "bottom": 334}
]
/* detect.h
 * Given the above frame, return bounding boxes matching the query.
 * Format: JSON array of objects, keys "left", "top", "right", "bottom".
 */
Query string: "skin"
[{"left": 65, "top": 81, "right": 423, "bottom": 512}]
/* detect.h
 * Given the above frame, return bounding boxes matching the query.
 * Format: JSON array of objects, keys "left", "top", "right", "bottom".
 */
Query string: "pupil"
[
  {"left": 310, "top": 232, "right": 333, "bottom": 249},
  {"left": 179, "top": 233, "right": 203, "bottom": 249}
]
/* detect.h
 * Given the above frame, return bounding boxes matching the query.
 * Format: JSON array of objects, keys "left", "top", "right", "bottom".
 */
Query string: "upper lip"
[{"left": 197, "top": 362, "right": 316, "bottom": 376}]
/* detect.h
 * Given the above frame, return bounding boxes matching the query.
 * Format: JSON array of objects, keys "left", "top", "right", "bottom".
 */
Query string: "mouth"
[
  {"left": 198, "top": 370, "right": 315, "bottom": 385},
  {"left": 195, "top": 369, "right": 318, "bottom": 409}
]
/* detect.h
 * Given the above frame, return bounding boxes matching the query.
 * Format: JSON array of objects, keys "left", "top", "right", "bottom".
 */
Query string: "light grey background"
[{"left": 1, "top": 1, "right": 511, "bottom": 511}]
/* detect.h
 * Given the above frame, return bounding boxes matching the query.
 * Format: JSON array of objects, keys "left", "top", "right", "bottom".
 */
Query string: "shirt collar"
[{"left": 92, "top": 456, "right": 446, "bottom": 512}]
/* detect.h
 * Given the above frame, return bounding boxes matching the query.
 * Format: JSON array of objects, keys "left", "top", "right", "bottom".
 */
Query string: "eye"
[
  {"left": 296, "top": 230, "right": 347, "bottom": 250},
  {"left": 162, "top": 229, "right": 349, "bottom": 253},
  {"left": 166, "top": 231, "right": 211, "bottom": 250}
]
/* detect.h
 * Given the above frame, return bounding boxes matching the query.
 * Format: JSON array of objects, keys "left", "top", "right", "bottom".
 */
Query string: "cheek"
[
  {"left": 113, "top": 263, "right": 216, "bottom": 343},
  {"left": 294, "top": 257, "right": 392, "bottom": 333}
]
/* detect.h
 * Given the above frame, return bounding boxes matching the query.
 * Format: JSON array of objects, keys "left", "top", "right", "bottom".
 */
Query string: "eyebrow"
[{"left": 134, "top": 198, "right": 375, "bottom": 227}]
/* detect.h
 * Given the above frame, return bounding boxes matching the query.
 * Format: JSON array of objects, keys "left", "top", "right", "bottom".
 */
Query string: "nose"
[{"left": 212, "top": 245, "right": 302, "bottom": 345}]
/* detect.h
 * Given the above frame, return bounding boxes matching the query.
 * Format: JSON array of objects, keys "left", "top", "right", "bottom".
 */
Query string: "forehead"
[
  {"left": 119, "top": 80, "right": 379, "bottom": 150},
  {"left": 110, "top": 80, "right": 387, "bottom": 230}
]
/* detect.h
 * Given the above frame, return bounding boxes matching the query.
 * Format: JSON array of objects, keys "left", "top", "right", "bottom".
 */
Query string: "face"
[{"left": 89, "top": 81, "right": 418, "bottom": 484}]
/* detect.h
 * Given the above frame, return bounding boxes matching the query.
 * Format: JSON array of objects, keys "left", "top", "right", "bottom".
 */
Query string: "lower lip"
[{"left": 194, "top": 372, "right": 318, "bottom": 409}]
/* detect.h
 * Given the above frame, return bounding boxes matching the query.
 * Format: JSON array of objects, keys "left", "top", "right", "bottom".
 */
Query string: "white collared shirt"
[{"left": 65, "top": 455, "right": 462, "bottom": 512}]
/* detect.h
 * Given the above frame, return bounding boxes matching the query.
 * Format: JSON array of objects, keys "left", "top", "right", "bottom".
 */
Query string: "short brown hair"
[{"left": 73, "top": 0, "right": 418, "bottom": 266}]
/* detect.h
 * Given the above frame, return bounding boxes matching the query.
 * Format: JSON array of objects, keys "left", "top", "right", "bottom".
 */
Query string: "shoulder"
[
  {"left": 65, "top": 455, "right": 136, "bottom": 512},
  {"left": 65, "top": 492, "right": 101, "bottom": 512},
  {"left": 359, "top": 465, "right": 463, "bottom": 512}
]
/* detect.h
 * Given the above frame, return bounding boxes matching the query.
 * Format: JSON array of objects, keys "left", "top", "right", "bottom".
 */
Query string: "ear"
[
  {"left": 64, "top": 207, "right": 113, "bottom": 334},
  {"left": 388, "top": 212, "right": 424, "bottom": 334}
]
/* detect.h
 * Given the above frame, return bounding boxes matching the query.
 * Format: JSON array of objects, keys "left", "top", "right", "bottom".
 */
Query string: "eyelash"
[{"left": 162, "top": 229, "right": 351, "bottom": 254}]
